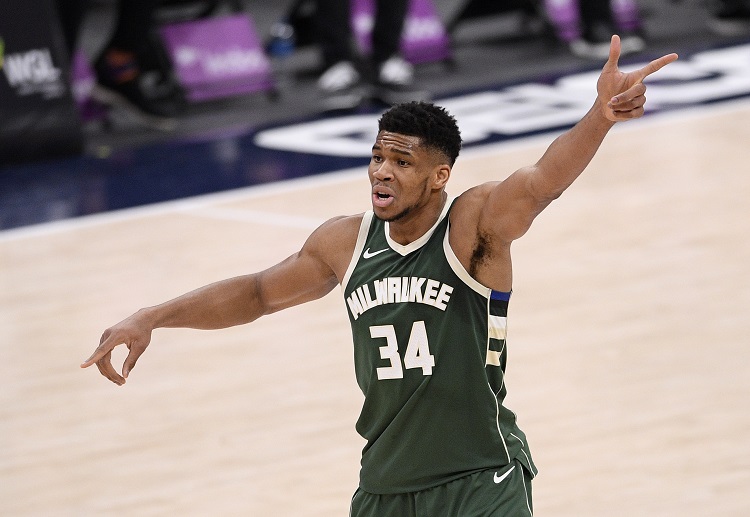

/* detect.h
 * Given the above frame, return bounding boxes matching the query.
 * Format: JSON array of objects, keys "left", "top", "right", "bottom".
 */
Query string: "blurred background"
[{"left": 1, "top": 0, "right": 749, "bottom": 232}]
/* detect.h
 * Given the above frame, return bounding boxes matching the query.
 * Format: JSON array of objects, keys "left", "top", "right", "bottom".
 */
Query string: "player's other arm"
[
  {"left": 481, "top": 36, "right": 678, "bottom": 242},
  {"left": 81, "top": 216, "right": 357, "bottom": 385}
]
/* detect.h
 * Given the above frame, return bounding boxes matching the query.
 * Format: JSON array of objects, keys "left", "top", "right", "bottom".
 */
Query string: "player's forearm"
[
  {"left": 532, "top": 102, "right": 615, "bottom": 200},
  {"left": 140, "top": 274, "right": 266, "bottom": 331}
]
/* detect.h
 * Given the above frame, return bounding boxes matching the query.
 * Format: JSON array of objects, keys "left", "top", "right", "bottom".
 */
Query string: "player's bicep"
[
  {"left": 483, "top": 166, "right": 551, "bottom": 242},
  {"left": 256, "top": 217, "right": 353, "bottom": 314},
  {"left": 257, "top": 249, "right": 338, "bottom": 314}
]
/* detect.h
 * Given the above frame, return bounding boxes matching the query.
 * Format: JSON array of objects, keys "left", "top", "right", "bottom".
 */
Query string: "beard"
[
  {"left": 382, "top": 204, "right": 412, "bottom": 222},
  {"left": 379, "top": 178, "right": 431, "bottom": 222}
]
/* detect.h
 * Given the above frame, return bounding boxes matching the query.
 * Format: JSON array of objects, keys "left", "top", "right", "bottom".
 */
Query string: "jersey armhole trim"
[
  {"left": 443, "top": 221, "right": 493, "bottom": 298},
  {"left": 341, "top": 211, "right": 374, "bottom": 291}
]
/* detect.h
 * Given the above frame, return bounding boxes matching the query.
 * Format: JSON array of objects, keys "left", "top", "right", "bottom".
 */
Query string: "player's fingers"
[
  {"left": 122, "top": 343, "right": 145, "bottom": 379},
  {"left": 95, "top": 350, "right": 126, "bottom": 386},
  {"left": 81, "top": 347, "right": 111, "bottom": 368},
  {"left": 635, "top": 52, "right": 678, "bottom": 82},
  {"left": 612, "top": 96, "right": 646, "bottom": 113},
  {"left": 81, "top": 328, "right": 124, "bottom": 368},
  {"left": 81, "top": 329, "right": 119, "bottom": 368},
  {"left": 611, "top": 105, "right": 645, "bottom": 120},
  {"left": 609, "top": 83, "right": 646, "bottom": 109},
  {"left": 602, "top": 35, "right": 622, "bottom": 72}
]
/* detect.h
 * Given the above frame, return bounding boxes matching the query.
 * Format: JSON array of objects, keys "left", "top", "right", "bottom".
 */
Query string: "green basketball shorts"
[{"left": 350, "top": 460, "right": 533, "bottom": 517}]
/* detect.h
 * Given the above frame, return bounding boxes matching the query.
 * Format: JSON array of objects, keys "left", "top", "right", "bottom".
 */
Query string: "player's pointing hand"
[
  {"left": 81, "top": 310, "right": 153, "bottom": 385},
  {"left": 597, "top": 35, "right": 678, "bottom": 122}
]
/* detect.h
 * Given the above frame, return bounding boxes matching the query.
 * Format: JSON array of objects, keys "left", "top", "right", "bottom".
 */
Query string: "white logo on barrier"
[
  {"left": 174, "top": 47, "right": 200, "bottom": 66},
  {"left": 254, "top": 44, "right": 750, "bottom": 156},
  {"left": 2, "top": 47, "right": 65, "bottom": 98},
  {"left": 174, "top": 46, "right": 268, "bottom": 77},
  {"left": 203, "top": 48, "right": 268, "bottom": 76}
]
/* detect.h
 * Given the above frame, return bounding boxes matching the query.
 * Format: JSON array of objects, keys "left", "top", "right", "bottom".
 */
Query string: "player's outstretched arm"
[
  {"left": 482, "top": 36, "right": 678, "bottom": 242},
  {"left": 529, "top": 35, "right": 678, "bottom": 201},
  {"left": 81, "top": 216, "right": 356, "bottom": 385}
]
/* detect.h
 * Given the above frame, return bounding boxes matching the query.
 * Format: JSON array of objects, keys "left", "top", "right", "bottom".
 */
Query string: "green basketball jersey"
[{"left": 342, "top": 199, "right": 537, "bottom": 495}]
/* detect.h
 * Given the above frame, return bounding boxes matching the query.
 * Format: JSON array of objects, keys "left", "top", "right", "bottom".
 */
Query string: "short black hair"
[{"left": 378, "top": 102, "right": 462, "bottom": 166}]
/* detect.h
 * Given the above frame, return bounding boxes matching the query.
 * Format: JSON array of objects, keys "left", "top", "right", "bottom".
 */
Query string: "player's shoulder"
[
  {"left": 304, "top": 213, "right": 366, "bottom": 280},
  {"left": 305, "top": 213, "right": 365, "bottom": 253},
  {"left": 318, "top": 213, "right": 366, "bottom": 237},
  {"left": 451, "top": 183, "right": 498, "bottom": 219}
]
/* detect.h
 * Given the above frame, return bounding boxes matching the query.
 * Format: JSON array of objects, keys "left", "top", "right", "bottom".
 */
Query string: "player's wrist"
[{"left": 135, "top": 306, "right": 162, "bottom": 330}]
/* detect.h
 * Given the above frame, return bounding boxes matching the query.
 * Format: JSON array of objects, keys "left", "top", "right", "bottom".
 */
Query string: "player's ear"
[{"left": 432, "top": 164, "right": 451, "bottom": 190}]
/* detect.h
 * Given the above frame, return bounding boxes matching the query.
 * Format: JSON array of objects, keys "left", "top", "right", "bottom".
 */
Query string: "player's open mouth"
[{"left": 372, "top": 189, "right": 394, "bottom": 208}]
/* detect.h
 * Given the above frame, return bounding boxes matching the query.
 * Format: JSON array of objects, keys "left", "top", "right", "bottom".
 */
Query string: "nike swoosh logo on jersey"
[
  {"left": 493, "top": 465, "right": 516, "bottom": 484},
  {"left": 363, "top": 247, "right": 389, "bottom": 259}
]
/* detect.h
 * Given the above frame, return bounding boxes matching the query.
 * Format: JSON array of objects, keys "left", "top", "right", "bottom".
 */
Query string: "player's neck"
[{"left": 387, "top": 191, "right": 448, "bottom": 245}]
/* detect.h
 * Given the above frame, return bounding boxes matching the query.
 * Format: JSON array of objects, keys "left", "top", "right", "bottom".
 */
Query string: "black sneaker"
[
  {"left": 373, "top": 56, "right": 431, "bottom": 105},
  {"left": 570, "top": 20, "right": 614, "bottom": 59},
  {"left": 92, "top": 48, "right": 183, "bottom": 131},
  {"left": 708, "top": 5, "right": 750, "bottom": 36}
]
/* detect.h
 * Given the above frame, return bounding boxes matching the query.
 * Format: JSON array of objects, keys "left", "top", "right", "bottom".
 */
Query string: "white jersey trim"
[
  {"left": 341, "top": 211, "right": 374, "bottom": 291},
  {"left": 384, "top": 197, "right": 454, "bottom": 256},
  {"left": 443, "top": 221, "right": 493, "bottom": 298}
]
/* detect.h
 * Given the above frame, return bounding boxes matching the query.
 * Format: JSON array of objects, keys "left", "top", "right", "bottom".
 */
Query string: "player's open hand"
[
  {"left": 598, "top": 35, "right": 678, "bottom": 122},
  {"left": 81, "top": 311, "right": 153, "bottom": 385}
]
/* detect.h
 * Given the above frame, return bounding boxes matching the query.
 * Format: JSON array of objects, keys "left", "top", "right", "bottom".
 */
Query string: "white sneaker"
[
  {"left": 620, "top": 33, "right": 646, "bottom": 55},
  {"left": 317, "top": 61, "right": 367, "bottom": 110},
  {"left": 318, "top": 61, "right": 360, "bottom": 92},
  {"left": 569, "top": 38, "right": 611, "bottom": 60},
  {"left": 378, "top": 56, "right": 414, "bottom": 86},
  {"left": 375, "top": 56, "right": 430, "bottom": 105}
]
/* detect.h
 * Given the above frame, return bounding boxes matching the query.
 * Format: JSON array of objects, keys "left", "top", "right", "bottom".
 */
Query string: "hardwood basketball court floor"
[{"left": 2, "top": 87, "right": 750, "bottom": 516}]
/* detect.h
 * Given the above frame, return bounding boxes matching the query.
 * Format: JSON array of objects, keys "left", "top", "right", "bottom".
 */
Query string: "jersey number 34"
[{"left": 370, "top": 321, "right": 435, "bottom": 380}]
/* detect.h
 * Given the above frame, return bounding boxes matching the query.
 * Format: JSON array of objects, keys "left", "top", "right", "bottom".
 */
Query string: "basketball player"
[{"left": 82, "top": 36, "right": 677, "bottom": 515}]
